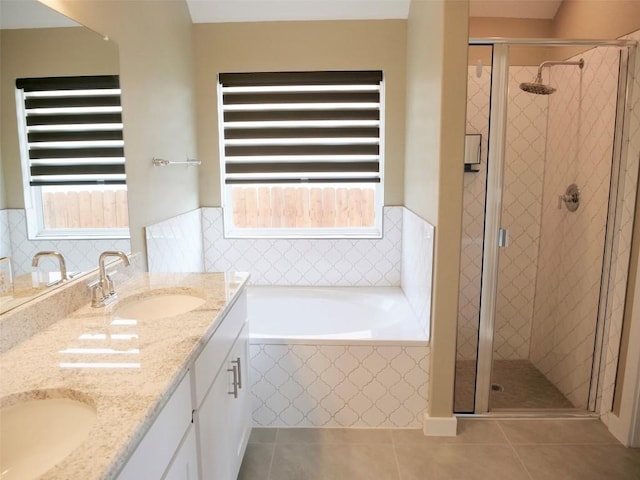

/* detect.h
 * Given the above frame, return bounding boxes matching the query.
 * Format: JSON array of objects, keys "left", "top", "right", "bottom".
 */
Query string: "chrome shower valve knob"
[{"left": 558, "top": 184, "right": 580, "bottom": 212}]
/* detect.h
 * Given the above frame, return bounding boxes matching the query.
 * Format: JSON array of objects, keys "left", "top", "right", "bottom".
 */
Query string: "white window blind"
[
  {"left": 218, "top": 71, "right": 383, "bottom": 186},
  {"left": 16, "top": 75, "right": 125, "bottom": 187}
]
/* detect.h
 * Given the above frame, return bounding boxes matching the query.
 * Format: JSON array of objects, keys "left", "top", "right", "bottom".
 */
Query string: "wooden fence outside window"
[
  {"left": 231, "top": 186, "right": 375, "bottom": 229},
  {"left": 42, "top": 190, "right": 129, "bottom": 229}
]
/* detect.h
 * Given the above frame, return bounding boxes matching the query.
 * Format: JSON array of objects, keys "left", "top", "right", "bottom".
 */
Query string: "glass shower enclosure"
[{"left": 455, "top": 38, "right": 639, "bottom": 415}]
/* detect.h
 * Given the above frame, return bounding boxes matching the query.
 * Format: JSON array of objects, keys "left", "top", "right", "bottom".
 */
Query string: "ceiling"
[
  {"left": 0, "top": 0, "right": 79, "bottom": 29},
  {"left": 186, "top": 0, "right": 564, "bottom": 23},
  {"left": 0, "top": 0, "right": 564, "bottom": 29}
]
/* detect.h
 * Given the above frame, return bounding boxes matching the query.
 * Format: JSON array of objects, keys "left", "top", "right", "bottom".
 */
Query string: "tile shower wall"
[
  {"left": 202, "top": 206, "right": 402, "bottom": 286},
  {"left": 145, "top": 209, "right": 204, "bottom": 272},
  {"left": 494, "top": 67, "right": 548, "bottom": 360},
  {"left": 458, "top": 66, "right": 547, "bottom": 361},
  {"left": 529, "top": 46, "right": 623, "bottom": 409},
  {"left": 6, "top": 209, "right": 130, "bottom": 276},
  {"left": 400, "top": 208, "right": 434, "bottom": 333},
  {"left": 249, "top": 344, "right": 429, "bottom": 428},
  {"left": 457, "top": 65, "right": 490, "bottom": 361}
]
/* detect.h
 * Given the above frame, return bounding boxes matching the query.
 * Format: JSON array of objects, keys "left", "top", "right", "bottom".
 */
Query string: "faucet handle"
[
  {"left": 105, "top": 274, "right": 115, "bottom": 296},
  {"left": 90, "top": 281, "right": 106, "bottom": 308}
]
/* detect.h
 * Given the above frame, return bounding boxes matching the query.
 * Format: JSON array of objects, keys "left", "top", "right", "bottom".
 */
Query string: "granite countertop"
[{"left": 0, "top": 271, "right": 249, "bottom": 480}]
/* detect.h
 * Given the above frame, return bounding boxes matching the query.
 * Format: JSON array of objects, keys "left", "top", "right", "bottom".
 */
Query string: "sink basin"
[
  {"left": 115, "top": 293, "right": 206, "bottom": 320},
  {"left": 0, "top": 396, "right": 97, "bottom": 480}
]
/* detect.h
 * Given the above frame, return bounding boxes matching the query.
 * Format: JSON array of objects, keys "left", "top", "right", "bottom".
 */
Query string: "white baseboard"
[{"left": 423, "top": 414, "right": 458, "bottom": 436}]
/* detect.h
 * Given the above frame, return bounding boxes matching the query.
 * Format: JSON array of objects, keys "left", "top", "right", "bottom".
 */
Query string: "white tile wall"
[
  {"left": 249, "top": 343, "right": 429, "bottom": 427},
  {"left": 529, "top": 46, "right": 622, "bottom": 409},
  {"left": 401, "top": 208, "right": 434, "bottom": 334},
  {"left": 202, "top": 206, "right": 403, "bottom": 286},
  {"left": 494, "top": 66, "right": 548, "bottom": 360},
  {"left": 0, "top": 210, "right": 10, "bottom": 259},
  {"left": 457, "top": 65, "right": 491, "bottom": 361},
  {"left": 143, "top": 206, "right": 430, "bottom": 428},
  {"left": 6, "top": 209, "right": 131, "bottom": 276},
  {"left": 145, "top": 209, "right": 204, "bottom": 272},
  {"left": 459, "top": 66, "right": 547, "bottom": 361}
]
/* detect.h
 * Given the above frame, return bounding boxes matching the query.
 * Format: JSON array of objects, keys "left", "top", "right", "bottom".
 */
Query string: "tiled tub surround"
[
  {"left": 146, "top": 205, "right": 434, "bottom": 326},
  {"left": 250, "top": 344, "right": 429, "bottom": 428},
  {"left": 0, "top": 271, "right": 248, "bottom": 479},
  {"left": 247, "top": 286, "right": 429, "bottom": 428},
  {"left": 145, "top": 207, "right": 434, "bottom": 429},
  {"left": 4, "top": 209, "right": 131, "bottom": 276},
  {"left": 401, "top": 208, "right": 434, "bottom": 333},
  {"left": 202, "top": 206, "right": 403, "bottom": 286},
  {"left": 145, "top": 208, "right": 204, "bottom": 272}
]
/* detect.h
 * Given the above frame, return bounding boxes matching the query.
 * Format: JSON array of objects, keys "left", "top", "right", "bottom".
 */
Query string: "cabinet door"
[
  {"left": 198, "top": 356, "right": 234, "bottom": 480},
  {"left": 228, "top": 324, "right": 252, "bottom": 479},
  {"left": 197, "top": 323, "right": 251, "bottom": 480},
  {"left": 117, "top": 373, "right": 192, "bottom": 480},
  {"left": 163, "top": 425, "right": 198, "bottom": 480}
]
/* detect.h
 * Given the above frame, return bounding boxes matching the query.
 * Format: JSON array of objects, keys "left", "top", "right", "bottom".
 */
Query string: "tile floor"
[
  {"left": 238, "top": 419, "right": 640, "bottom": 479},
  {"left": 454, "top": 360, "right": 574, "bottom": 412}
]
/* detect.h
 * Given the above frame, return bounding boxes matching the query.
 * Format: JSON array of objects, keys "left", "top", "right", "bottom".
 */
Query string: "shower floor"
[{"left": 454, "top": 359, "right": 575, "bottom": 412}]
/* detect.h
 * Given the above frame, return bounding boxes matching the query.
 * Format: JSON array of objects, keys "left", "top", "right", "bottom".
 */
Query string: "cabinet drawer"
[
  {"left": 117, "top": 372, "right": 192, "bottom": 480},
  {"left": 194, "top": 289, "right": 247, "bottom": 407}
]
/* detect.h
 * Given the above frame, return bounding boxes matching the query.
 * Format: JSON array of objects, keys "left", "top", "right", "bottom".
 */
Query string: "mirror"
[{"left": 0, "top": 0, "right": 130, "bottom": 314}]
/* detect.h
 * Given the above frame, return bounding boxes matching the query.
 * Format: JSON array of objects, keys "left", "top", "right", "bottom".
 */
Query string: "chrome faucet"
[
  {"left": 91, "top": 251, "right": 130, "bottom": 307},
  {"left": 32, "top": 251, "right": 68, "bottom": 283}
]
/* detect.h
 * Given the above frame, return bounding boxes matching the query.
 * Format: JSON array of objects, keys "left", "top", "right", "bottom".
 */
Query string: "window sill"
[
  {"left": 29, "top": 231, "right": 130, "bottom": 241},
  {"left": 223, "top": 228, "right": 383, "bottom": 240}
]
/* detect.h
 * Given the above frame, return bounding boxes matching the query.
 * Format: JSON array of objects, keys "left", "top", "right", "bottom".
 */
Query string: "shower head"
[
  {"left": 519, "top": 75, "right": 556, "bottom": 95},
  {"left": 519, "top": 58, "right": 585, "bottom": 95}
]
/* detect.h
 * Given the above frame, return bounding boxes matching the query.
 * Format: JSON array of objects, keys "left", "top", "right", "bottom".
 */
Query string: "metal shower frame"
[{"left": 464, "top": 37, "right": 638, "bottom": 417}]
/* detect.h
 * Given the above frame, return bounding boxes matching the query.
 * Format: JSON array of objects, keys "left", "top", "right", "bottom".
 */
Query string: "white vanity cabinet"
[
  {"left": 115, "top": 287, "right": 250, "bottom": 480},
  {"left": 163, "top": 425, "right": 198, "bottom": 480},
  {"left": 194, "top": 292, "right": 251, "bottom": 480},
  {"left": 116, "top": 372, "right": 193, "bottom": 480}
]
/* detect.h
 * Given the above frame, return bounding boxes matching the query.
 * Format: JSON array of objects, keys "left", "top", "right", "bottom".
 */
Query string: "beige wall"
[
  {"left": 0, "top": 27, "right": 118, "bottom": 210},
  {"left": 469, "top": 17, "right": 552, "bottom": 66},
  {"left": 554, "top": 0, "right": 640, "bottom": 39},
  {"left": 553, "top": 0, "right": 640, "bottom": 59},
  {"left": 405, "top": 0, "right": 468, "bottom": 419},
  {"left": 41, "top": 0, "right": 198, "bottom": 267},
  {"left": 470, "top": 1, "right": 640, "bottom": 65},
  {"left": 193, "top": 20, "right": 407, "bottom": 207}
]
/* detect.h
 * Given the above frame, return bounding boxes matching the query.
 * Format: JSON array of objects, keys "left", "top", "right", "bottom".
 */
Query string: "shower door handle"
[{"left": 498, "top": 228, "right": 510, "bottom": 248}]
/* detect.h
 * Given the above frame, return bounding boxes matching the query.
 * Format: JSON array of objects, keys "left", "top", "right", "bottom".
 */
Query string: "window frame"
[
  {"left": 217, "top": 70, "right": 385, "bottom": 239},
  {"left": 14, "top": 76, "right": 129, "bottom": 240}
]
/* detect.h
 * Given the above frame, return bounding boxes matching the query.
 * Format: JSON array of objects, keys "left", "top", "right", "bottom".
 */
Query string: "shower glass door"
[
  {"left": 454, "top": 45, "right": 493, "bottom": 413},
  {"left": 460, "top": 40, "right": 634, "bottom": 414},
  {"left": 489, "top": 44, "right": 626, "bottom": 412}
]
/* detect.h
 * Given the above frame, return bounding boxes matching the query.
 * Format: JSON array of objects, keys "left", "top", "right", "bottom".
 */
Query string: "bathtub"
[
  {"left": 247, "top": 286, "right": 430, "bottom": 428},
  {"left": 247, "top": 286, "right": 428, "bottom": 345}
]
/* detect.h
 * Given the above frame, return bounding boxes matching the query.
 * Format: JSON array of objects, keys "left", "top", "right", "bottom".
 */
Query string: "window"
[
  {"left": 15, "top": 75, "right": 128, "bottom": 239},
  {"left": 218, "top": 71, "right": 384, "bottom": 238}
]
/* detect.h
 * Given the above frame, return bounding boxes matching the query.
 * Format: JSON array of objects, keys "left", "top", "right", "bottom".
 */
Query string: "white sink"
[
  {"left": 115, "top": 293, "right": 206, "bottom": 320},
  {"left": 0, "top": 396, "right": 97, "bottom": 480}
]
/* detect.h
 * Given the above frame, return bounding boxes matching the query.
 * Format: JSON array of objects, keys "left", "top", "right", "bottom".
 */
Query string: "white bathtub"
[{"left": 247, "top": 286, "right": 428, "bottom": 345}]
